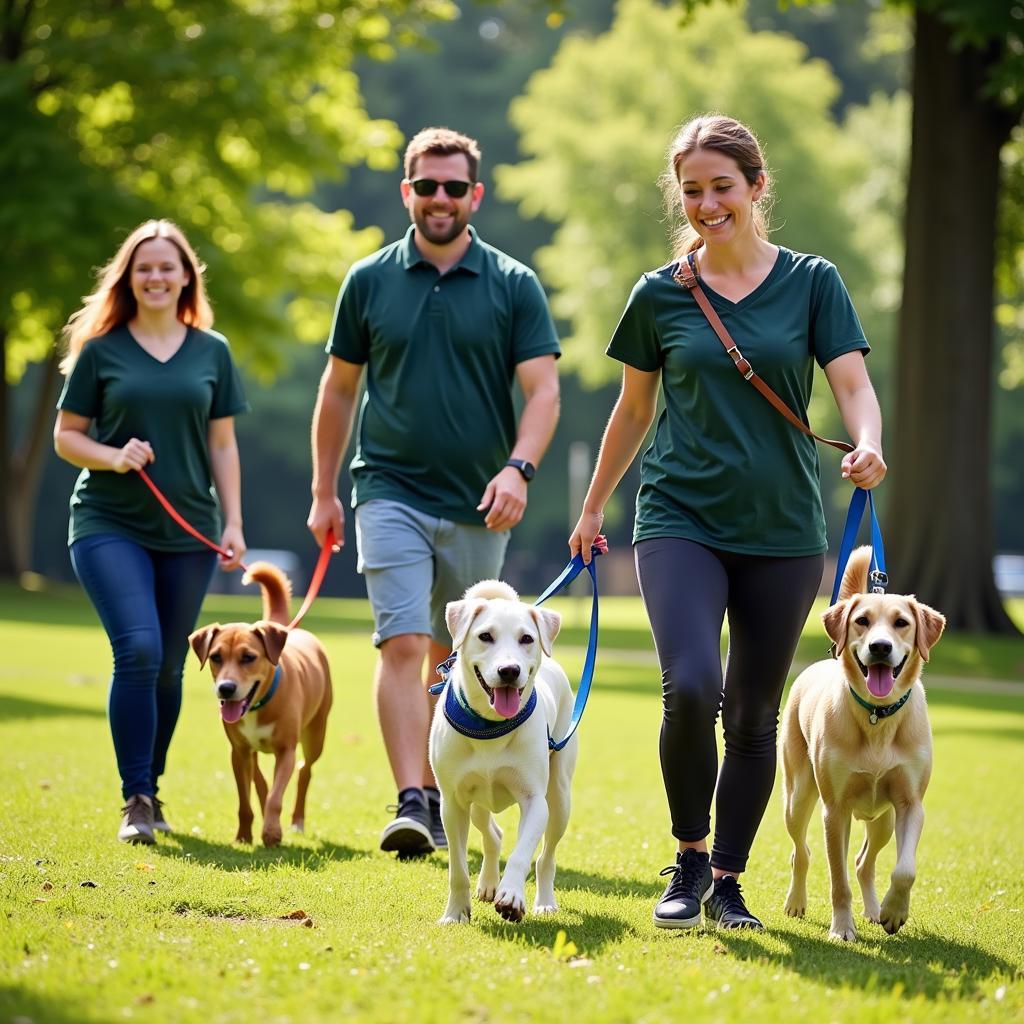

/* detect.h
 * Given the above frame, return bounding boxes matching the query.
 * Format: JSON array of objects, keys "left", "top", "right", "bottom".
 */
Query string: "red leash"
[{"left": 136, "top": 468, "right": 335, "bottom": 630}]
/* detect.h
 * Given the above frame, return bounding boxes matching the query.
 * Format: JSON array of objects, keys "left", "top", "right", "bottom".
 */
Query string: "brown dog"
[
  {"left": 780, "top": 546, "right": 945, "bottom": 941},
  {"left": 189, "top": 562, "right": 332, "bottom": 846}
]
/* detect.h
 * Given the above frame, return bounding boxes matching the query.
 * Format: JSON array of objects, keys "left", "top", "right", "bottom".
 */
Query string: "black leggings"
[{"left": 635, "top": 537, "right": 823, "bottom": 874}]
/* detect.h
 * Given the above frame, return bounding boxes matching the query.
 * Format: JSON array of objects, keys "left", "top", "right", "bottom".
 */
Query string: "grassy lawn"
[{"left": 1, "top": 582, "right": 1022, "bottom": 1023}]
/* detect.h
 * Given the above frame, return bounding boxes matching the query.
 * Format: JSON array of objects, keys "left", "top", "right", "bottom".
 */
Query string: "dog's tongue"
[
  {"left": 492, "top": 686, "right": 521, "bottom": 719},
  {"left": 220, "top": 700, "right": 246, "bottom": 724},
  {"left": 867, "top": 663, "right": 895, "bottom": 699}
]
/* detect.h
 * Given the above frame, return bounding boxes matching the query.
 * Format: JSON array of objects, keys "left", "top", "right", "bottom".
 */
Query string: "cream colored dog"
[
  {"left": 429, "top": 580, "right": 578, "bottom": 925},
  {"left": 780, "top": 546, "right": 945, "bottom": 941}
]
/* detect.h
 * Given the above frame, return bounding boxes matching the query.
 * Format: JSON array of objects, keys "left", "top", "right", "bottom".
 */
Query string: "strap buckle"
[
  {"left": 726, "top": 345, "right": 754, "bottom": 380},
  {"left": 869, "top": 569, "right": 888, "bottom": 594}
]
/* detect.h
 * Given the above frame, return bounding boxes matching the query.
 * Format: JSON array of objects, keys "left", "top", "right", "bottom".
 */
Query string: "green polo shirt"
[
  {"left": 608, "top": 248, "right": 869, "bottom": 556},
  {"left": 327, "top": 226, "right": 560, "bottom": 523},
  {"left": 57, "top": 325, "right": 249, "bottom": 550}
]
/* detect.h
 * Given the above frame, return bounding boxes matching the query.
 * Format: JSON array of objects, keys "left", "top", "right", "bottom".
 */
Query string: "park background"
[{"left": 2, "top": 1, "right": 1023, "bottom": 1022}]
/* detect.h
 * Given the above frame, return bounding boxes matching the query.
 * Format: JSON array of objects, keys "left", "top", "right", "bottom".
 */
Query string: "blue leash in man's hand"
[
  {"left": 429, "top": 546, "right": 603, "bottom": 751},
  {"left": 830, "top": 487, "right": 887, "bottom": 606}
]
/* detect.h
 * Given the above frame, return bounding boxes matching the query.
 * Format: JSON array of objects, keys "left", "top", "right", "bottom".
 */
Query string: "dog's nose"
[
  {"left": 217, "top": 680, "right": 239, "bottom": 699},
  {"left": 868, "top": 639, "right": 893, "bottom": 658},
  {"left": 497, "top": 664, "right": 521, "bottom": 684}
]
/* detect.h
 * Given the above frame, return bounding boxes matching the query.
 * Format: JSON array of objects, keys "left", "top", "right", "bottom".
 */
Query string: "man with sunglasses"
[{"left": 308, "top": 127, "right": 561, "bottom": 858}]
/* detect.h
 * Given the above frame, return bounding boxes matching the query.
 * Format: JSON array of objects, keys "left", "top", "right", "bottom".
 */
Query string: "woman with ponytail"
[
  {"left": 570, "top": 115, "right": 885, "bottom": 931},
  {"left": 54, "top": 220, "right": 249, "bottom": 844}
]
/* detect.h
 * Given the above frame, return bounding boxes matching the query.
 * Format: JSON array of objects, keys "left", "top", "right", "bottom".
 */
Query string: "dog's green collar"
[
  {"left": 248, "top": 665, "right": 283, "bottom": 713},
  {"left": 847, "top": 684, "right": 911, "bottom": 725}
]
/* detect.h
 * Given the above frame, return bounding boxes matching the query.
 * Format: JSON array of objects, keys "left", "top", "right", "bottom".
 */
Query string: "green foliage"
[
  {"left": 496, "top": 0, "right": 874, "bottom": 384},
  {"left": 1, "top": 584, "right": 1023, "bottom": 1022},
  {"left": 0, "top": 0, "right": 456, "bottom": 379}
]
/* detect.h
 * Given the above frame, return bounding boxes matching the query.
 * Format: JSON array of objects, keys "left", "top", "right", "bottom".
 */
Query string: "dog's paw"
[
  {"left": 828, "top": 913, "right": 857, "bottom": 942},
  {"left": 862, "top": 900, "right": 881, "bottom": 923},
  {"left": 783, "top": 888, "right": 806, "bottom": 917},
  {"left": 533, "top": 901, "right": 558, "bottom": 915},
  {"left": 262, "top": 825, "right": 283, "bottom": 847},
  {"left": 494, "top": 887, "right": 526, "bottom": 923},
  {"left": 291, "top": 819, "right": 305, "bottom": 834},
  {"left": 235, "top": 831, "right": 253, "bottom": 844},
  {"left": 476, "top": 879, "right": 497, "bottom": 903},
  {"left": 879, "top": 892, "right": 909, "bottom": 934},
  {"left": 439, "top": 903, "right": 471, "bottom": 925}
]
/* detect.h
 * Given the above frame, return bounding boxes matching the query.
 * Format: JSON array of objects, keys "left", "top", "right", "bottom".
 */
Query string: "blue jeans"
[{"left": 70, "top": 534, "right": 217, "bottom": 800}]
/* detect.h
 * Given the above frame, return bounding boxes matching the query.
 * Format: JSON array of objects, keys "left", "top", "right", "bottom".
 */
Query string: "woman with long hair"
[
  {"left": 571, "top": 115, "right": 885, "bottom": 930},
  {"left": 55, "top": 219, "right": 249, "bottom": 844}
]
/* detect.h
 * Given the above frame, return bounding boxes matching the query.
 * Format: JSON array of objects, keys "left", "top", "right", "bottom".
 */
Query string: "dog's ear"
[
  {"left": 528, "top": 607, "right": 562, "bottom": 657},
  {"left": 189, "top": 624, "right": 220, "bottom": 667},
  {"left": 911, "top": 599, "right": 946, "bottom": 661},
  {"left": 822, "top": 600, "right": 851, "bottom": 656},
  {"left": 446, "top": 598, "right": 486, "bottom": 650},
  {"left": 253, "top": 622, "right": 289, "bottom": 666}
]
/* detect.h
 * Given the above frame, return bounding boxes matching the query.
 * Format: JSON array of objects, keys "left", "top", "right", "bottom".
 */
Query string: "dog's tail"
[
  {"left": 463, "top": 579, "right": 519, "bottom": 602},
  {"left": 838, "top": 545, "right": 872, "bottom": 602},
  {"left": 242, "top": 561, "right": 293, "bottom": 625}
]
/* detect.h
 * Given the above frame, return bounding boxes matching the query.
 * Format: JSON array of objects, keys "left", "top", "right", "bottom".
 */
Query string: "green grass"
[{"left": 1, "top": 583, "right": 1022, "bottom": 1023}]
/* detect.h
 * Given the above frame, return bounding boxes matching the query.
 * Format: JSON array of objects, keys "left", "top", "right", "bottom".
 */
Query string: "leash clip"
[{"left": 868, "top": 568, "right": 888, "bottom": 595}]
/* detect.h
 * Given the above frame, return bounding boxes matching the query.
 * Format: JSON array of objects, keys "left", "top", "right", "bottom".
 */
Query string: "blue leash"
[
  {"left": 830, "top": 487, "right": 887, "bottom": 606},
  {"left": 429, "top": 546, "right": 602, "bottom": 751}
]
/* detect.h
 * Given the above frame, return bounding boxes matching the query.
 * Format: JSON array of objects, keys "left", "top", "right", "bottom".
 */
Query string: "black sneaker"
[
  {"left": 117, "top": 795, "right": 156, "bottom": 846},
  {"left": 424, "top": 787, "right": 448, "bottom": 850},
  {"left": 152, "top": 798, "right": 172, "bottom": 834},
  {"left": 380, "top": 788, "right": 435, "bottom": 857},
  {"left": 653, "top": 848, "right": 713, "bottom": 929},
  {"left": 704, "top": 875, "right": 765, "bottom": 930}
]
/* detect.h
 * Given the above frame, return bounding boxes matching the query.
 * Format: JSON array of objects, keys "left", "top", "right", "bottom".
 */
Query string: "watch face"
[{"left": 509, "top": 459, "right": 535, "bottom": 481}]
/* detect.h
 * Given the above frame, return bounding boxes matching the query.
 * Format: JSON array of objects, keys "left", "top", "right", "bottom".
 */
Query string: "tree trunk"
[
  {"left": 0, "top": 326, "right": 15, "bottom": 578},
  {"left": 888, "top": 9, "right": 1019, "bottom": 633},
  {"left": 10, "top": 348, "right": 63, "bottom": 574}
]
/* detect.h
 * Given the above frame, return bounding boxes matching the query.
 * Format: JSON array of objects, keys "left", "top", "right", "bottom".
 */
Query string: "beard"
[{"left": 413, "top": 206, "right": 470, "bottom": 246}]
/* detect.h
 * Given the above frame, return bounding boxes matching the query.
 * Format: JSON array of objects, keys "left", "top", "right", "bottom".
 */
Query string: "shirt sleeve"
[
  {"left": 210, "top": 337, "right": 250, "bottom": 419},
  {"left": 510, "top": 269, "right": 561, "bottom": 364},
  {"left": 811, "top": 261, "right": 870, "bottom": 368},
  {"left": 56, "top": 341, "right": 101, "bottom": 417},
  {"left": 606, "top": 275, "right": 661, "bottom": 371},
  {"left": 326, "top": 268, "right": 369, "bottom": 364}
]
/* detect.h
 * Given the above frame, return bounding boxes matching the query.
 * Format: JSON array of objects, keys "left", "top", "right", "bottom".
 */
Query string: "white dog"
[{"left": 429, "top": 580, "right": 578, "bottom": 924}]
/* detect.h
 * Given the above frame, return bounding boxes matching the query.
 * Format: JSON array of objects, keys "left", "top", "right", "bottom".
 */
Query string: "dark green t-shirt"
[
  {"left": 608, "top": 248, "right": 869, "bottom": 556},
  {"left": 327, "top": 226, "right": 560, "bottom": 523},
  {"left": 57, "top": 325, "right": 249, "bottom": 550}
]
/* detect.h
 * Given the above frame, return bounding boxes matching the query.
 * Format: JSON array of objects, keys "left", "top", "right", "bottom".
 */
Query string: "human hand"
[
  {"left": 111, "top": 438, "right": 154, "bottom": 474},
  {"left": 307, "top": 495, "right": 344, "bottom": 551},
  {"left": 218, "top": 523, "right": 247, "bottom": 571},
  {"left": 570, "top": 511, "right": 607, "bottom": 564},
  {"left": 477, "top": 467, "right": 527, "bottom": 531},
  {"left": 841, "top": 443, "right": 886, "bottom": 490}
]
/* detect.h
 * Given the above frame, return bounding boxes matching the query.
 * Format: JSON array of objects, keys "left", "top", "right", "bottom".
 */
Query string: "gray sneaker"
[
  {"left": 425, "top": 788, "right": 448, "bottom": 850},
  {"left": 152, "top": 798, "right": 172, "bottom": 834},
  {"left": 380, "top": 789, "right": 434, "bottom": 858},
  {"left": 118, "top": 795, "right": 156, "bottom": 845}
]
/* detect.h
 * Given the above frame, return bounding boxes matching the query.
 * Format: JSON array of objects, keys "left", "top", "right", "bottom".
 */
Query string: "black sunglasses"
[{"left": 408, "top": 178, "right": 473, "bottom": 198}]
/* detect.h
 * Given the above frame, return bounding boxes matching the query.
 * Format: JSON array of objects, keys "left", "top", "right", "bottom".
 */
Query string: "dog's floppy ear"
[
  {"left": 911, "top": 599, "right": 946, "bottom": 662},
  {"left": 189, "top": 624, "right": 220, "bottom": 667},
  {"left": 252, "top": 622, "right": 289, "bottom": 666},
  {"left": 446, "top": 598, "right": 487, "bottom": 650},
  {"left": 822, "top": 600, "right": 851, "bottom": 656},
  {"left": 528, "top": 606, "right": 562, "bottom": 657}
]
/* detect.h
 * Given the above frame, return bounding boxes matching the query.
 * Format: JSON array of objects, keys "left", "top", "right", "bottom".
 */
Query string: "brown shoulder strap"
[{"left": 673, "top": 255, "right": 853, "bottom": 454}]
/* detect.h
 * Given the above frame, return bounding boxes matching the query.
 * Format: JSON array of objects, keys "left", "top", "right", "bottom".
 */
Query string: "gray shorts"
[{"left": 354, "top": 498, "right": 510, "bottom": 647}]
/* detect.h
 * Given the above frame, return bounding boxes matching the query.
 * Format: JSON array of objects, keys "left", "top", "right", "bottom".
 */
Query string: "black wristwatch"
[{"left": 505, "top": 458, "right": 536, "bottom": 482}]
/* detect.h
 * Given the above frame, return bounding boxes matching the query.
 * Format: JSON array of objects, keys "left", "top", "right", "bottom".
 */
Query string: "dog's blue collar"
[
  {"left": 430, "top": 654, "right": 538, "bottom": 740},
  {"left": 847, "top": 683, "right": 911, "bottom": 725},
  {"left": 248, "top": 664, "right": 282, "bottom": 713}
]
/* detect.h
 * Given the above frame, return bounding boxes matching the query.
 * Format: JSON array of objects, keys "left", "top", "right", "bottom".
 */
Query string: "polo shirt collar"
[{"left": 400, "top": 225, "right": 483, "bottom": 275}]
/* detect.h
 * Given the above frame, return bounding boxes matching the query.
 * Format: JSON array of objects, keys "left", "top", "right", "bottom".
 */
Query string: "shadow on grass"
[
  {"left": 0, "top": 986, "right": 88, "bottom": 1024},
  {"left": 0, "top": 693, "right": 105, "bottom": 720},
  {"left": 154, "top": 830, "right": 363, "bottom": 870},
  {"left": 716, "top": 923, "right": 1018, "bottom": 999},
  {"left": 475, "top": 908, "right": 631, "bottom": 954}
]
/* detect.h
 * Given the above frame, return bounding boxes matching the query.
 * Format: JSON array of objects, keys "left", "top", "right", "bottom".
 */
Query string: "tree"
[{"left": 0, "top": 0, "right": 454, "bottom": 578}]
